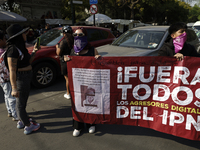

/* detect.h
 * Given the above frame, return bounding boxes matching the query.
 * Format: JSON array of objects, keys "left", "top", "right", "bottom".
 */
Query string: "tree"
[
  {"left": 188, "top": 4, "right": 200, "bottom": 22},
  {"left": 61, "top": 0, "right": 191, "bottom": 24},
  {"left": 61, "top": 0, "right": 91, "bottom": 23},
  {"left": 98, "top": 0, "right": 123, "bottom": 19},
  {"left": 0, "top": 0, "right": 21, "bottom": 14},
  {"left": 164, "top": 0, "right": 190, "bottom": 24},
  {"left": 117, "top": 0, "right": 139, "bottom": 19},
  {"left": 137, "top": 0, "right": 190, "bottom": 24}
]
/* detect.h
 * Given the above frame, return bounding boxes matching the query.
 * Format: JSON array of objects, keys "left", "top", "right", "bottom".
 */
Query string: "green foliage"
[
  {"left": 0, "top": 0, "right": 21, "bottom": 14},
  {"left": 1, "top": 0, "right": 197, "bottom": 25},
  {"left": 60, "top": 0, "right": 71, "bottom": 20},
  {"left": 61, "top": 0, "right": 91, "bottom": 23},
  {"left": 188, "top": 4, "right": 200, "bottom": 22},
  {"left": 139, "top": 0, "right": 191, "bottom": 24},
  {"left": 59, "top": 0, "right": 197, "bottom": 24}
]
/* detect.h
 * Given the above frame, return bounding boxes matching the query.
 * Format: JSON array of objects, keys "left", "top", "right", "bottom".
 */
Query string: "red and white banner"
[{"left": 67, "top": 56, "right": 200, "bottom": 141}]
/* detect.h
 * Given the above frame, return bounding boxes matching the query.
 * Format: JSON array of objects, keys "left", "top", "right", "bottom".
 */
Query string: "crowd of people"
[{"left": 0, "top": 22, "right": 200, "bottom": 136}]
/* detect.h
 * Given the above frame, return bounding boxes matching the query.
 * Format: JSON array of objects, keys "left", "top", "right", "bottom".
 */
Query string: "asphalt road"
[{"left": 0, "top": 77, "right": 199, "bottom": 150}]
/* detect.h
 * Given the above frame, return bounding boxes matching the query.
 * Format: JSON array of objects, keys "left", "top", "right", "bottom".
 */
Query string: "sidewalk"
[{"left": 0, "top": 78, "right": 199, "bottom": 150}]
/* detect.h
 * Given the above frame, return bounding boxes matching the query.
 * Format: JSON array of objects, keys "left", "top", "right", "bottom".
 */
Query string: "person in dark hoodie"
[{"left": 158, "top": 22, "right": 200, "bottom": 60}]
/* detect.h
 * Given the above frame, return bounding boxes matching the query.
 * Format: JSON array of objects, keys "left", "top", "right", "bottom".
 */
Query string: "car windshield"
[
  {"left": 193, "top": 26, "right": 200, "bottom": 31},
  {"left": 32, "top": 29, "right": 63, "bottom": 46},
  {"left": 112, "top": 30, "right": 165, "bottom": 49}
]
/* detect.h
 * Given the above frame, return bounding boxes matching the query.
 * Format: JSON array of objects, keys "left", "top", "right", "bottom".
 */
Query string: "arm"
[
  {"left": 94, "top": 48, "right": 101, "bottom": 59},
  {"left": 29, "top": 42, "right": 40, "bottom": 63},
  {"left": 56, "top": 44, "right": 61, "bottom": 56},
  {"left": 158, "top": 47, "right": 168, "bottom": 56},
  {"left": 56, "top": 40, "right": 64, "bottom": 56},
  {"left": 7, "top": 57, "right": 19, "bottom": 97}
]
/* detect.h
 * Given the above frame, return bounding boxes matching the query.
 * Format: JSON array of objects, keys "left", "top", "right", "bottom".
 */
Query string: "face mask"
[
  {"left": 173, "top": 32, "right": 187, "bottom": 53},
  {"left": 74, "top": 36, "right": 88, "bottom": 53}
]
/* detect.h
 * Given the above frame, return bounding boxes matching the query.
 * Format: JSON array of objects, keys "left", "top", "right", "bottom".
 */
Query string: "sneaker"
[
  {"left": 17, "top": 120, "right": 24, "bottom": 129},
  {"left": 24, "top": 122, "right": 40, "bottom": 135},
  {"left": 8, "top": 113, "right": 12, "bottom": 117},
  {"left": 73, "top": 129, "right": 81, "bottom": 137},
  {"left": 17, "top": 118, "right": 33, "bottom": 129},
  {"left": 64, "top": 93, "right": 71, "bottom": 99},
  {"left": 88, "top": 126, "right": 95, "bottom": 134}
]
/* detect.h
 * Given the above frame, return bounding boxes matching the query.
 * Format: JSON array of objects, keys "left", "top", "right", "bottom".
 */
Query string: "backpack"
[{"left": 0, "top": 50, "right": 9, "bottom": 83}]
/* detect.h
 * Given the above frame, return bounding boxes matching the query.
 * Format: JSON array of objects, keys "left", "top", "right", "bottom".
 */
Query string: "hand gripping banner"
[{"left": 67, "top": 56, "right": 200, "bottom": 141}]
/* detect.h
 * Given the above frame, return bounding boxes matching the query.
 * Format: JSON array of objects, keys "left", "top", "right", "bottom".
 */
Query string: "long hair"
[
  {"left": 0, "top": 30, "right": 5, "bottom": 40},
  {"left": 63, "top": 33, "right": 74, "bottom": 49},
  {"left": 73, "top": 27, "right": 91, "bottom": 50},
  {"left": 7, "top": 34, "right": 27, "bottom": 53}
]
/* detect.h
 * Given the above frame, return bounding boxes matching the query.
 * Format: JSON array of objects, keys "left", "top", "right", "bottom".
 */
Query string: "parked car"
[
  {"left": 196, "top": 31, "right": 200, "bottom": 41},
  {"left": 192, "top": 21, "right": 200, "bottom": 31},
  {"left": 27, "top": 26, "right": 115, "bottom": 88},
  {"left": 187, "top": 22, "right": 195, "bottom": 28},
  {"left": 96, "top": 26, "right": 200, "bottom": 56}
]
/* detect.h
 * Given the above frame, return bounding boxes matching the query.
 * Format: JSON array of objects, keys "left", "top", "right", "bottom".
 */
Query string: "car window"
[
  {"left": 196, "top": 31, "right": 200, "bottom": 38},
  {"left": 101, "top": 30, "right": 109, "bottom": 39},
  {"left": 87, "top": 29, "right": 104, "bottom": 42},
  {"left": 186, "top": 29, "right": 197, "bottom": 42},
  {"left": 112, "top": 30, "right": 165, "bottom": 49},
  {"left": 33, "top": 29, "right": 63, "bottom": 46},
  {"left": 193, "top": 26, "right": 200, "bottom": 30}
]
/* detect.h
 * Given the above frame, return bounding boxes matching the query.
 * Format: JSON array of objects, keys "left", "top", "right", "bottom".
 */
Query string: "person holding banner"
[
  {"left": 64, "top": 27, "right": 100, "bottom": 137},
  {"left": 158, "top": 22, "right": 200, "bottom": 59},
  {"left": 56, "top": 26, "right": 74, "bottom": 99}
]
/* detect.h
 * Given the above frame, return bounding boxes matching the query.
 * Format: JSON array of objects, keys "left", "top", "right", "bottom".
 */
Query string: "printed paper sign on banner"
[
  {"left": 67, "top": 56, "right": 200, "bottom": 141},
  {"left": 72, "top": 68, "right": 110, "bottom": 114}
]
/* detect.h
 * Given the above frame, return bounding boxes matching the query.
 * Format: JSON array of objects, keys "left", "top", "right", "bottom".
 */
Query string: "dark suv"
[{"left": 27, "top": 26, "right": 115, "bottom": 88}]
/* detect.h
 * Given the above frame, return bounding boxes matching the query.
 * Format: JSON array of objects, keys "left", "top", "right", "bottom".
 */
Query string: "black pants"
[
  {"left": 73, "top": 119, "right": 95, "bottom": 130},
  {"left": 16, "top": 71, "right": 32, "bottom": 126}
]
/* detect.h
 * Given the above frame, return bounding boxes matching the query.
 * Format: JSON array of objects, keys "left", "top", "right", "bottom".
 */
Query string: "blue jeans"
[
  {"left": 0, "top": 82, "right": 18, "bottom": 119},
  {"left": 16, "top": 71, "right": 32, "bottom": 126}
]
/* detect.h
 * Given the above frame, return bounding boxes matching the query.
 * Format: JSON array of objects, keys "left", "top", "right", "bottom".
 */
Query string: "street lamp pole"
[{"left": 70, "top": 0, "right": 74, "bottom": 25}]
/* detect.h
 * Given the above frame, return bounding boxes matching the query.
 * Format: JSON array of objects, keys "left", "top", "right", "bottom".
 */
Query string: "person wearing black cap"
[
  {"left": 56, "top": 26, "right": 74, "bottom": 99},
  {"left": 5, "top": 24, "right": 40, "bottom": 135}
]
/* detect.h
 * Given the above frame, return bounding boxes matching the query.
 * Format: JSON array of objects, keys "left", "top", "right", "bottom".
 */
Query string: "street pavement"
[{"left": 0, "top": 77, "right": 199, "bottom": 150}]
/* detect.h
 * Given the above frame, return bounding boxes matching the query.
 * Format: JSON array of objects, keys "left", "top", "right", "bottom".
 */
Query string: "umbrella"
[
  {"left": 0, "top": 10, "right": 27, "bottom": 22},
  {"left": 85, "top": 13, "right": 112, "bottom": 25}
]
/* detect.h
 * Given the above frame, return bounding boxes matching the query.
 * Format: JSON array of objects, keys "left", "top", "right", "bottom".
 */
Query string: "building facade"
[{"left": 15, "top": 0, "right": 63, "bottom": 20}]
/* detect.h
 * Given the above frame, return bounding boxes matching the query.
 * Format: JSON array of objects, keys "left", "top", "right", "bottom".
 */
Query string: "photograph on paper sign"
[
  {"left": 72, "top": 68, "right": 110, "bottom": 114},
  {"left": 82, "top": 87, "right": 97, "bottom": 107},
  {"left": 75, "top": 85, "right": 110, "bottom": 114}
]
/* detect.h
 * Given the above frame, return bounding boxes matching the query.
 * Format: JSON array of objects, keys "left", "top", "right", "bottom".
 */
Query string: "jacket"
[{"left": 158, "top": 37, "right": 200, "bottom": 57}]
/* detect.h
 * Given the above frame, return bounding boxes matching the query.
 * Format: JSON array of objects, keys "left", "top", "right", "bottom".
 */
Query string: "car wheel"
[{"left": 32, "top": 62, "right": 57, "bottom": 88}]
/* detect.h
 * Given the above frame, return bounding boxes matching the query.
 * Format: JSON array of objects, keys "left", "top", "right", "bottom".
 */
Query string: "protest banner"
[{"left": 67, "top": 56, "right": 200, "bottom": 141}]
